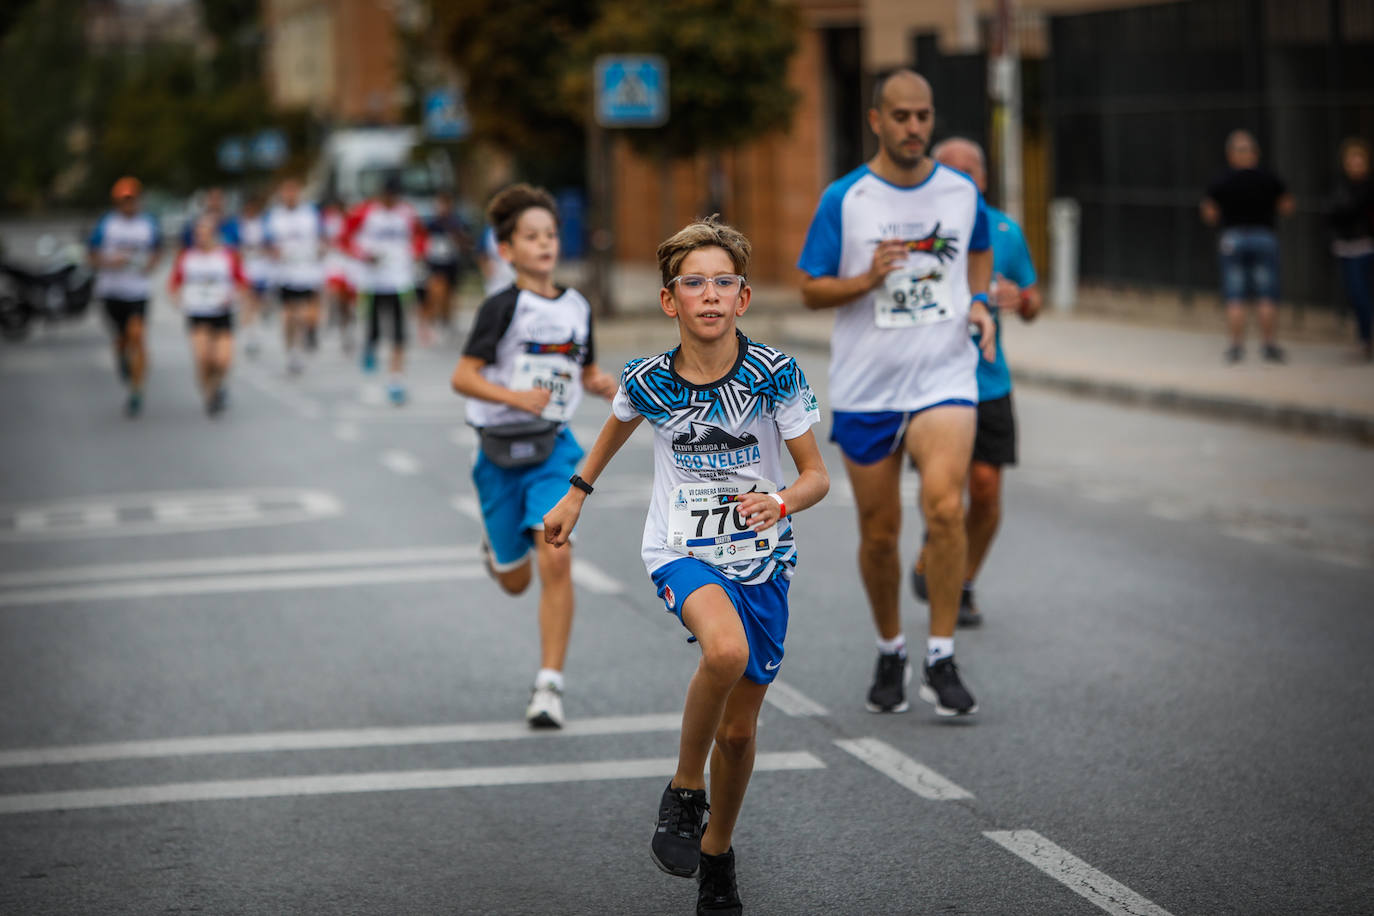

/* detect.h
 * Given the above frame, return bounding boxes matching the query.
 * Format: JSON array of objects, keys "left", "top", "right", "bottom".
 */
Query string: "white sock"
[
  {"left": 926, "top": 637, "right": 955, "bottom": 664},
  {"left": 876, "top": 634, "right": 906, "bottom": 657},
  {"left": 534, "top": 668, "right": 564, "bottom": 691}
]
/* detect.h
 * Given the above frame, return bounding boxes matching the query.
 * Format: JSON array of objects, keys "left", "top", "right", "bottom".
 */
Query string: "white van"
[{"left": 311, "top": 127, "right": 453, "bottom": 215}]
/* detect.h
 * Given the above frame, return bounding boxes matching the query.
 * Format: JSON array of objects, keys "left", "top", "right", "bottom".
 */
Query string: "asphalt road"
[{"left": 0, "top": 289, "right": 1371, "bottom": 916}]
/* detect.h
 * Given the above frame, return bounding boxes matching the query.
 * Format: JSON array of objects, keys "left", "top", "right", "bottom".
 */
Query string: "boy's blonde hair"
[{"left": 656, "top": 215, "right": 751, "bottom": 288}]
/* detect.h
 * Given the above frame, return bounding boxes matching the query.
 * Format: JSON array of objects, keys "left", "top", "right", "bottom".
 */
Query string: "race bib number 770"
[{"left": 667, "top": 480, "right": 779, "bottom": 566}]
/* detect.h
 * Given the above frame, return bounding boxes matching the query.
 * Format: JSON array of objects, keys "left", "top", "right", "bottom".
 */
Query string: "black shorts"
[
  {"left": 972, "top": 393, "right": 1017, "bottom": 467},
  {"left": 279, "top": 286, "right": 319, "bottom": 305},
  {"left": 366, "top": 291, "right": 407, "bottom": 346},
  {"left": 187, "top": 313, "right": 234, "bottom": 333},
  {"left": 426, "top": 260, "right": 459, "bottom": 285},
  {"left": 103, "top": 298, "right": 147, "bottom": 333}
]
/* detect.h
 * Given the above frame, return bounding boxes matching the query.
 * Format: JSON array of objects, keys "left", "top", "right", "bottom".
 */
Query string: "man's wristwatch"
[{"left": 569, "top": 474, "right": 594, "bottom": 495}]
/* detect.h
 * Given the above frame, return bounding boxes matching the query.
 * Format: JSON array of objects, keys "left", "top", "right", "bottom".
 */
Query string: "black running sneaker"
[
  {"left": 920, "top": 656, "right": 978, "bottom": 717},
  {"left": 697, "top": 847, "right": 743, "bottom": 915},
  {"left": 651, "top": 783, "right": 709, "bottom": 878},
  {"left": 865, "top": 651, "right": 910, "bottom": 713},
  {"left": 1262, "top": 343, "right": 1286, "bottom": 363},
  {"left": 957, "top": 584, "right": 983, "bottom": 628},
  {"left": 911, "top": 566, "right": 929, "bottom": 603},
  {"left": 1225, "top": 344, "right": 1244, "bottom": 364}
]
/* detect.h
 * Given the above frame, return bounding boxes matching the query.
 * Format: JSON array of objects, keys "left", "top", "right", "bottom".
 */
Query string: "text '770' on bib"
[
  {"left": 511, "top": 352, "right": 576, "bottom": 422},
  {"left": 875, "top": 266, "right": 956, "bottom": 329},
  {"left": 668, "top": 480, "right": 779, "bottom": 567}
]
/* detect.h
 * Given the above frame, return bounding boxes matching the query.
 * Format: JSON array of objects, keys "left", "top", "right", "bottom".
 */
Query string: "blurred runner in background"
[
  {"left": 266, "top": 177, "right": 327, "bottom": 375},
  {"left": 89, "top": 176, "right": 162, "bottom": 417},
  {"left": 169, "top": 214, "right": 247, "bottom": 416}
]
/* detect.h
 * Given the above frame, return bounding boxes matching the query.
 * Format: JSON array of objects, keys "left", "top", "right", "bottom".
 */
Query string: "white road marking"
[
  {"left": 764, "top": 680, "right": 828, "bottom": 717},
  {"left": 0, "top": 713, "right": 683, "bottom": 769},
  {"left": 0, "top": 752, "right": 825, "bottom": 814},
  {"left": 0, "top": 544, "right": 478, "bottom": 589},
  {"left": 0, "top": 488, "right": 343, "bottom": 541},
  {"left": 1146, "top": 501, "right": 1195, "bottom": 521},
  {"left": 380, "top": 449, "right": 421, "bottom": 475},
  {"left": 237, "top": 366, "right": 322, "bottom": 419},
  {"left": 834, "top": 738, "right": 974, "bottom": 801},
  {"left": 450, "top": 495, "right": 482, "bottom": 520},
  {"left": 984, "top": 830, "right": 1176, "bottom": 916},
  {"left": 571, "top": 560, "right": 626, "bottom": 595},
  {"left": 0, "top": 563, "right": 485, "bottom": 608},
  {"left": 333, "top": 422, "right": 360, "bottom": 442}
]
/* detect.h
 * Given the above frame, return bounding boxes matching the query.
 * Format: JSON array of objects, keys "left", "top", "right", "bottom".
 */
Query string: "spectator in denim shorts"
[{"left": 1201, "top": 130, "right": 1295, "bottom": 363}]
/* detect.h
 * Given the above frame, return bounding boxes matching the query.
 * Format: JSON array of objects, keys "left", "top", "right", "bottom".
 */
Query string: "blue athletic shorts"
[
  {"left": 472, "top": 427, "right": 584, "bottom": 569},
  {"left": 651, "top": 558, "right": 790, "bottom": 685},
  {"left": 831, "top": 401, "right": 976, "bottom": 465},
  {"left": 1218, "top": 228, "right": 1280, "bottom": 302}
]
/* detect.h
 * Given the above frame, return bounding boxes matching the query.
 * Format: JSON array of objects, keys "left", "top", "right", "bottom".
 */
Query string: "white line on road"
[
  {"left": 984, "top": 830, "right": 1176, "bottom": 916},
  {"left": 834, "top": 738, "right": 974, "bottom": 801},
  {"left": 571, "top": 561, "right": 625, "bottom": 595},
  {"left": 0, "top": 544, "right": 478, "bottom": 589},
  {"left": 763, "top": 680, "right": 828, "bottom": 717},
  {"left": 380, "top": 450, "right": 421, "bottom": 475},
  {"left": 333, "top": 422, "right": 360, "bottom": 442},
  {"left": 238, "top": 366, "right": 323, "bottom": 419},
  {"left": 0, "top": 563, "right": 485, "bottom": 608},
  {"left": 450, "top": 495, "right": 482, "bottom": 519},
  {"left": 0, "top": 713, "right": 683, "bottom": 769},
  {"left": 0, "top": 752, "right": 825, "bottom": 814}
]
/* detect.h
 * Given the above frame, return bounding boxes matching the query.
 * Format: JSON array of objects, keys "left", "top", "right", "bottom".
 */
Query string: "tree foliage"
[{"left": 439, "top": 0, "right": 800, "bottom": 167}]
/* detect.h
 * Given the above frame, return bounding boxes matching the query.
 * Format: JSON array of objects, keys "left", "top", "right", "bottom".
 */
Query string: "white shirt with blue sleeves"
[{"left": 798, "top": 163, "right": 991, "bottom": 413}]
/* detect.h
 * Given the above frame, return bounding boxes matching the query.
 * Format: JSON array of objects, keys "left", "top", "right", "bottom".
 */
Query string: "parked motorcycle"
[{"left": 0, "top": 235, "right": 95, "bottom": 341}]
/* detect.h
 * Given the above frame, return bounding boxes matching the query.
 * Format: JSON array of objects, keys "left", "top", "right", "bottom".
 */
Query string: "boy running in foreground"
[{"left": 544, "top": 218, "right": 829, "bottom": 914}]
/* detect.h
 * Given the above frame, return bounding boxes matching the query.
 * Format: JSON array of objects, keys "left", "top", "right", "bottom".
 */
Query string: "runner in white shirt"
[
  {"left": 265, "top": 178, "right": 326, "bottom": 375},
  {"left": 798, "top": 69, "right": 996, "bottom": 718},
  {"left": 168, "top": 214, "right": 247, "bottom": 416},
  {"left": 321, "top": 197, "right": 360, "bottom": 354},
  {"left": 451, "top": 184, "right": 618, "bottom": 730},
  {"left": 343, "top": 173, "right": 426, "bottom": 404},
  {"left": 544, "top": 217, "right": 828, "bottom": 914},
  {"left": 237, "top": 194, "right": 270, "bottom": 359},
  {"left": 89, "top": 176, "right": 162, "bottom": 417}
]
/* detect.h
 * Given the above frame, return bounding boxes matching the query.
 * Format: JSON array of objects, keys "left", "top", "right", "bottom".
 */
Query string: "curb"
[
  {"left": 766, "top": 324, "right": 1374, "bottom": 446},
  {"left": 1009, "top": 368, "right": 1374, "bottom": 446}
]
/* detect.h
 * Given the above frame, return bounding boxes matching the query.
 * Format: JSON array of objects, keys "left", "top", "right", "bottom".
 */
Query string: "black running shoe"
[
  {"left": 957, "top": 584, "right": 983, "bottom": 628},
  {"left": 651, "top": 783, "right": 709, "bottom": 878},
  {"left": 1225, "top": 344, "right": 1244, "bottom": 364},
  {"left": 911, "top": 566, "right": 929, "bottom": 603},
  {"left": 697, "top": 847, "right": 743, "bottom": 915},
  {"left": 865, "top": 651, "right": 910, "bottom": 713},
  {"left": 1262, "top": 343, "right": 1285, "bottom": 363},
  {"left": 919, "top": 656, "right": 978, "bottom": 717}
]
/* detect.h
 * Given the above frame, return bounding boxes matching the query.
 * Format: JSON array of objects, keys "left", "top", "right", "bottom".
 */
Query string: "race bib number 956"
[{"left": 875, "top": 267, "right": 955, "bottom": 329}]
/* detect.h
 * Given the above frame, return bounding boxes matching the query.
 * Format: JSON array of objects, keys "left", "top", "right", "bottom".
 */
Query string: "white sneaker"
[{"left": 525, "top": 683, "right": 564, "bottom": 729}]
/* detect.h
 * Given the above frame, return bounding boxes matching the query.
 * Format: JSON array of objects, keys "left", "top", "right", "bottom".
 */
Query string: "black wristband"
[{"left": 569, "top": 474, "right": 594, "bottom": 495}]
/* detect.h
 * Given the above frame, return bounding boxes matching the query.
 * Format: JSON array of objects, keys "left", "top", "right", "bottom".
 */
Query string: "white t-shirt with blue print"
[
  {"left": 612, "top": 333, "right": 821, "bottom": 585},
  {"left": 979, "top": 204, "right": 1037, "bottom": 402},
  {"left": 798, "top": 163, "right": 990, "bottom": 413}
]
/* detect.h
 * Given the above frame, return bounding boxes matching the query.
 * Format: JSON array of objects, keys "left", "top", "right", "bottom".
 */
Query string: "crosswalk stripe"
[
  {"left": 0, "top": 752, "right": 826, "bottom": 814},
  {"left": 834, "top": 738, "right": 974, "bottom": 801},
  {"left": 984, "top": 830, "right": 1176, "bottom": 916},
  {"left": 0, "top": 713, "right": 685, "bottom": 768}
]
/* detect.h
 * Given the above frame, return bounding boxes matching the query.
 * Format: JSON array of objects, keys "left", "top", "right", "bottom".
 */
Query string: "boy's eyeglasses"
[{"left": 668, "top": 274, "right": 746, "bottom": 296}]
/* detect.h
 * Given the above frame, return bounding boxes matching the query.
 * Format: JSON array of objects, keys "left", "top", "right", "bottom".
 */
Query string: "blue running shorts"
[
  {"left": 831, "top": 400, "right": 975, "bottom": 465},
  {"left": 472, "top": 427, "right": 584, "bottom": 569},
  {"left": 651, "top": 557, "right": 790, "bottom": 686}
]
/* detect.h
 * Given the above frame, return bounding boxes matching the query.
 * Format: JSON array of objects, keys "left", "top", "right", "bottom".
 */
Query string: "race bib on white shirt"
[
  {"left": 183, "top": 273, "right": 232, "bottom": 312},
  {"left": 667, "top": 480, "right": 779, "bottom": 567},
  {"left": 510, "top": 352, "right": 577, "bottom": 422},
  {"left": 875, "top": 265, "right": 956, "bottom": 328}
]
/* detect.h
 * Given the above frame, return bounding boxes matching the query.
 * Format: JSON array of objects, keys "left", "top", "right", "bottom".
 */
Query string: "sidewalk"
[{"left": 588, "top": 263, "right": 1374, "bottom": 446}]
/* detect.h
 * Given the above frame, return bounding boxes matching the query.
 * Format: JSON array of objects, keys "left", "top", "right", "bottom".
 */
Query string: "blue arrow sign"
[
  {"left": 595, "top": 55, "right": 668, "bottom": 128},
  {"left": 424, "top": 88, "right": 470, "bottom": 141}
]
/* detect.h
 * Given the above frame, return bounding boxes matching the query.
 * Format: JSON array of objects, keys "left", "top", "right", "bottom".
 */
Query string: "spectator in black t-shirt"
[
  {"left": 1328, "top": 138, "right": 1373, "bottom": 360},
  {"left": 1201, "top": 130, "right": 1295, "bottom": 363}
]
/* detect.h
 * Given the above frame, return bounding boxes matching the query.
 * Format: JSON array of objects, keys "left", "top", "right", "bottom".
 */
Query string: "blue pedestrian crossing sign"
[
  {"left": 251, "top": 129, "right": 288, "bottom": 169},
  {"left": 424, "top": 88, "right": 471, "bottom": 141},
  {"left": 595, "top": 55, "right": 669, "bottom": 128}
]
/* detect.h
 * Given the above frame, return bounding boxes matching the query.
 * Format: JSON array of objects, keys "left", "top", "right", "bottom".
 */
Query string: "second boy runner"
[{"left": 451, "top": 184, "right": 617, "bottom": 729}]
